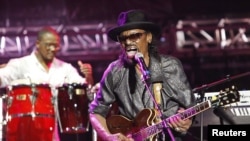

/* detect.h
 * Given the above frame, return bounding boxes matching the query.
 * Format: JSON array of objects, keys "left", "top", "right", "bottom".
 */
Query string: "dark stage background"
[{"left": 1, "top": 0, "right": 250, "bottom": 141}]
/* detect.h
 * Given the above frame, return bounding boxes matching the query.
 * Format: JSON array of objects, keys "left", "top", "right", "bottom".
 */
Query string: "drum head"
[{"left": 60, "top": 83, "right": 88, "bottom": 89}]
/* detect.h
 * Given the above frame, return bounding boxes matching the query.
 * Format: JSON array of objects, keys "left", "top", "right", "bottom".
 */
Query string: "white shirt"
[{"left": 0, "top": 52, "right": 86, "bottom": 88}]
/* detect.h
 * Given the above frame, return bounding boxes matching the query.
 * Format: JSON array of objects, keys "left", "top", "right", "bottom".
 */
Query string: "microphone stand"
[
  {"left": 192, "top": 71, "right": 250, "bottom": 141},
  {"left": 141, "top": 75, "right": 175, "bottom": 141},
  {"left": 196, "top": 90, "right": 205, "bottom": 141}
]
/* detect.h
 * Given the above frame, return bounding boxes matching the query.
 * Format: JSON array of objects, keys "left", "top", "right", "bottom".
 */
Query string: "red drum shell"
[
  {"left": 57, "top": 83, "right": 89, "bottom": 134},
  {"left": 6, "top": 84, "right": 55, "bottom": 141},
  {"left": 6, "top": 84, "right": 54, "bottom": 116}
]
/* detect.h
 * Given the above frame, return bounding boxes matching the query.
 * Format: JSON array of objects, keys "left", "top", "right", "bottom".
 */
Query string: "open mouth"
[
  {"left": 126, "top": 47, "right": 138, "bottom": 59},
  {"left": 126, "top": 48, "right": 137, "bottom": 52}
]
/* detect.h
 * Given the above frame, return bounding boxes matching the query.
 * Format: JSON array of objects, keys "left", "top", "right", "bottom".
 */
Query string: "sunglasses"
[
  {"left": 40, "top": 42, "right": 61, "bottom": 50},
  {"left": 117, "top": 32, "right": 146, "bottom": 43}
]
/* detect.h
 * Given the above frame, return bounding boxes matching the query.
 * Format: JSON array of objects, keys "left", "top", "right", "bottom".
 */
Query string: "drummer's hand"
[
  {"left": 0, "top": 63, "right": 6, "bottom": 68},
  {"left": 91, "top": 83, "right": 100, "bottom": 94},
  {"left": 77, "top": 61, "right": 94, "bottom": 85}
]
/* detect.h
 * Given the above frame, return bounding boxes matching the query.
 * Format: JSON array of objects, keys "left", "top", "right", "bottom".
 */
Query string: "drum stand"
[
  {"left": 54, "top": 96, "right": 63, "bottom": 133},
  {"left": 92, "top": 129, "right": 98, "bottom": 141},
  {"left": 91, "top": 92, "right": 98, "bottom": 141}
]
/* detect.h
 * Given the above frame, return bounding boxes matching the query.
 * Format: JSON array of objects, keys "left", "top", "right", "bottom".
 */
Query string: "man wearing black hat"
[{"left": 89, "top": 9, "right": 196, "bottom": 141}]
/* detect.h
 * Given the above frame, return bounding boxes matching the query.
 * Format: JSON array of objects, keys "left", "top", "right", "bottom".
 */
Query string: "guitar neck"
[
  {"left": 133, "top": 100, "right": 212, "bottom": 140},
  {"left": 169, "top": 100, "right": 212, "bottom": 121}
]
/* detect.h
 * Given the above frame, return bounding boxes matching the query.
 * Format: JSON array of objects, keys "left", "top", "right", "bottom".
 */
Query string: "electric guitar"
[{"left": 106, "top": 86, "right": 240, "bottom": 141}]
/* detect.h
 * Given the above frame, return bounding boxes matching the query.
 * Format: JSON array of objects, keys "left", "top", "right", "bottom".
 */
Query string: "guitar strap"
[
  {"left": 149, "top": 56, "right": 163, "bottom": 122},
  {"left": 153, "top": 82, "right": 163, "bottom": 124},
  {"left": 150, "top": 56, "right": 165, "bottom": 140},
  {"left": 153, "top": 82, "right": 162, "bottom": 109},
  {"left": 149, "top": 55, "right": 163, "bottom": 105}
]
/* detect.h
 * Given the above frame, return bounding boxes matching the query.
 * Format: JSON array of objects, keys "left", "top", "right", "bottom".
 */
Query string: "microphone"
[{"left": 134, "top": 52, "right": 150, "bottom": 80}]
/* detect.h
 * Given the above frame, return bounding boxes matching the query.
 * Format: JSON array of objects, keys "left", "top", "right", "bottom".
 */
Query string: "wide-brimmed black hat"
[{"left": 108, "top": 9, "right": 161, "bottom": 42}]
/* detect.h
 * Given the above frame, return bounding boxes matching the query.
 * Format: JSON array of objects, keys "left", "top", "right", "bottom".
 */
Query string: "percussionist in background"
[{"left": 0, "top": 26, "right": 94, "bottom": 141}]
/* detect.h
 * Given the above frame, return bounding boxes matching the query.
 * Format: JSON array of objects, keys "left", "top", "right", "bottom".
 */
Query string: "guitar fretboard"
[{"left": 176, "top": 100, "right": 212, "bottom": 120}]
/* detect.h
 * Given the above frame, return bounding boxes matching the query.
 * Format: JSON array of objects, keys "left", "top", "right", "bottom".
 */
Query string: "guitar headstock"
[{"left": 210, "top": 85, "right": 240, "bottom": 107}]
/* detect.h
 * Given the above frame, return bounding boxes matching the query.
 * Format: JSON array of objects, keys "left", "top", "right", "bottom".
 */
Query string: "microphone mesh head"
[{"left": 134, "top": 52, "right": 143, "bottom": 60}]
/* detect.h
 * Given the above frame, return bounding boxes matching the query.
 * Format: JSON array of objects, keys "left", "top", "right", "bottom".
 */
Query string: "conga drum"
[
  {"left": 57, "top": 83, "right": 89, "bottom": 134},
  {"left": 6, "top": 84, "right": 55, "bottom": 141}
]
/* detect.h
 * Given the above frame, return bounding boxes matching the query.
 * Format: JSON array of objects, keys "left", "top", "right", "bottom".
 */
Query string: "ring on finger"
[{"left": 175, "top": 127, "right": 181, "bottom": 132}]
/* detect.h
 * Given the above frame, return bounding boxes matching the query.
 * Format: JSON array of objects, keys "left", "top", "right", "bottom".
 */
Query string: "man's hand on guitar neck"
[{"left": 167, "top": 108, "right": 193, "bottom": 133}]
